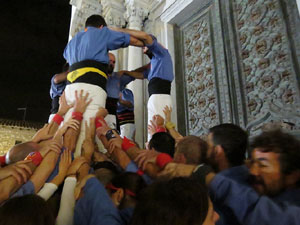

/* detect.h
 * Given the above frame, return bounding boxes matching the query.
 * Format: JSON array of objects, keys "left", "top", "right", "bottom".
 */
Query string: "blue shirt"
[
  {"left": 107, "top": 73, "right": 134, "bottom": 99},
  {"left": 64, "top": 27, "right": 130, "bottom": 65},
  {"left": 143, "top": 35, "right": 174, "bottom": 82},
  {"left": 50, "top": 75, "right": 67, "bottom": 99},
  {"left": 74, "top": 177, "right": 123, "bottom": 225},
  {"left": 210, "top": 175, "right": 300, "bottom": 225},
  {"left": 117, "top": 89, "right": 134, "bottom": 113},
  {"left": 125, "top": 161, "right": 152, "bottom": 185},
  {"left": 11, "top": 181, "right": 35, "bottom": 198}
]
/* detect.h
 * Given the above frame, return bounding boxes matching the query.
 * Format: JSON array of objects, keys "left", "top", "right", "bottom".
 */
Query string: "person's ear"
[
  {"left": 99, "top": 25, "right": 103, "bottom": 29},
  {"left": 111, "top": 188, "right": 124, "bottom": 206},
  {"left": 215, "top": 145, "right": 224, "bottom": 158}
]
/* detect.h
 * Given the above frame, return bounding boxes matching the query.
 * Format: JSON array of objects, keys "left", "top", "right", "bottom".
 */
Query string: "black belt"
[
  {"left": 67, "top": 60, "right": 108, "bottom": 92},
  {"left": 148, "top": 77, "right": 171, "bottom": 97}
]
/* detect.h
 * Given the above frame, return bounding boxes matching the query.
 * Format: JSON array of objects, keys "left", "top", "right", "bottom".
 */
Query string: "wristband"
[
  {"left": 121, "top": 137, "right": 136, "bottom": 152},
  {"left": 156, "top": 153, "right": 172, "bottom": 169},
  {"left": 0, "top": 155, "right": 6, "bottom": 167},
  {"left": 52, "top": 114, "right": 64, "bottom": 125},
  {"left": 95, "top": 116, "right": 107, "bottom": 129},
  {"left": 136, "top": 169, "right": 144, "bottom": 176},
  {"left": 25, "top": 151, "right": 43, "bottom": 166},
  {"left": 155, "top": 127, "right": 167, "bottom": 133},
  {"left": 165, "top": 121, "right": 175, "bottom": 130},
  {"left": 72, "top": 111, "right": 83, "bottom": 121}
]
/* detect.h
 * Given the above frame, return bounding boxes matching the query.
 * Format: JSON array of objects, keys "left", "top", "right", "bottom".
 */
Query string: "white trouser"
[
  {"left": 64, "top": 83, "right": 107, "bottom": 157},
  {"left": 120, "top": 123, "right": 136, "bottom": 141},
  {"left": 105, "top": 114, "right": 117, "bottom": 129},
  {"left": 147, "top": 94, "right": 173, "bottom": 141}
]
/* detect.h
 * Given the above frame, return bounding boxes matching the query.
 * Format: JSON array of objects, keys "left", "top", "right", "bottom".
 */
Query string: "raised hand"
[
  {"left": 66, "top": 156, "right": 88, "bottom": 177},
  {"left": 107, "top": 130, "right": 123, "bottom": 154},
  {"left": 95, "top": 107, "right": 108, "bottom": 118},
  {"left": 57, "top": 92, "right": 73, "bottom": 116},
  {"left": 0, "top": 160, "right": 32, "bottom": 184},
  {"left": 152, "top": 114, "right": 164, "bottom": 127},
  {"left": 39, "top": 139, "right": 62, "bottom": 158},
  {"left": 31, "top": 124, "right": 53, "bottom": 143},
  {"left": 163, "top": 105, "right": 172, "bottom": 123},
  {"left": 74, "top": 90, "right": 92, "bottom": 114},
  {"left": 58, "top": 149, "right": 72, "bottom": 177},
  {"left": 134, "top": 149, "right": 160, "bottom": 171}
]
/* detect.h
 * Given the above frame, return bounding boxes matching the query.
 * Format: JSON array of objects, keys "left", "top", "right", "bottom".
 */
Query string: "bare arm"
[
  {"left": 129, "top": 36, "right": 145, "bottom": 47},
  {"left": 119, "top": 70, "right": 144, "bottom": 79},
  {"left": 112, "top": 27, "right": 153, "bottom": 45},
  {"left": 53, "top": 71, "right": 68, "bottom": 84}
]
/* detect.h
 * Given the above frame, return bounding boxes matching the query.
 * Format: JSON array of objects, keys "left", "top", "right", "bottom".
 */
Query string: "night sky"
[{"left": 0, "top": 0, "right": 71, "bottom": 122}]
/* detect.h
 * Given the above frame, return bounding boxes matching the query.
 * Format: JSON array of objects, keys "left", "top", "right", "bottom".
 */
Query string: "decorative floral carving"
[
  {"left": 234, "top": 0, "right": 300, "bottom": 133},
  {"left": 183, "top": 17, "right": 218, "bottom": 135}
]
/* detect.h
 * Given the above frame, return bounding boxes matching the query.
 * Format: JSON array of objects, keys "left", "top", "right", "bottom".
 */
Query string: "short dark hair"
[
  {"left": 176, "top": 135, "right": 208, "bottom": 164},
  {"left": 250, "top": 129, "right": 300, "bottom": 175},
  {"left": 0, "top": 195, "right": 55, "bottom": 225},
  {"left": 149, "top": 132, "right": 175, "bottom": 157},
  {"left": 85, "top": 15, "right": 107, "bottom": 28},
  {"left": 110, "top": 172, "right": 147, "bottom": 209},
  {"left": 130, "top": 177, "right": 209, "bottom": 225},
  {"left": 209, "top": 123, "right": 248, "bottom": 167}
]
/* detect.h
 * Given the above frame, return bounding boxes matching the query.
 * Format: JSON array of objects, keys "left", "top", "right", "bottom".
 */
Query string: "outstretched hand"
[
  {"left": 31, "top": 124, "right": 53, "bottom": 143},
  {"left": 163, "top": 105, "right": 172, "bottom": 123},
  {"left": 53, "top": 118, "right": 80, "bottom": 143},
  {"left": 39, "top": 139, "right": 62, "bottom": 158},
  {"left": 135, "top": 149, "right": 160, "bottom": 171},
  {"left": 57, "top": 92, "right": 73, "bottom": 116},
  {"left": 0, "top": 160, "right": 32, "bottom": 184},
  {"left": 74, "top": 90, "right": 92, "bottom": 114}
]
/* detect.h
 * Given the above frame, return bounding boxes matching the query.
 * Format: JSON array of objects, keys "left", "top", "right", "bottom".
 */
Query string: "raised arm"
[{"left": 111, "top": 27, "right": 153, "bottom": 45}]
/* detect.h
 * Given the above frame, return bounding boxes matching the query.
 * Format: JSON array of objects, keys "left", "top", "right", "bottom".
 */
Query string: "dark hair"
[
  {"left": 0, "top": 195, "right": 55, "bottom": 225},
  {"left": 93, "top": 161, "right": 120, "bottom": 186},
  {"left": 250, "top": 129, "right": 300, "bottom": 174},
  {"left": 85, "top": 15, "right": 107, "bottom": 28},
  {"left": 176, "top": 135, "right": 208, "bottom": 164},
  {"left": 209, "top": 123, "right": 248, "bottom": 167},
  {"left": 110, "top": 172, "right": 147, "bottom": 209},
  {"left": 130, "top": 177, "right": 209, "bottom": 225},
  {"left": 149, "top": 132, "right": 175, "bottom": 157}
]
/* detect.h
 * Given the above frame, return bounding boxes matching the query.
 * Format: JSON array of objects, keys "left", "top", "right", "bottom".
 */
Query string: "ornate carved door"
[{"left": 175, "top": 0, "right": 300, "bottom": 137}]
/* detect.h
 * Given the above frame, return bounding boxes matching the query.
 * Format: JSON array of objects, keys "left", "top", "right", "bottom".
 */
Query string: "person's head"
[
  {"left": 143, "top": 46, "right": 153, "bottom": 59},
  {"left": 108, "top": 53, "right": 116, "bottom": 74},
  {"left": 106, "top": 172, "right": 146, "bottom": 209},
  {"left": 149, "top": 132, "right": 175, "bottom": 157},
  {"left": 248, "top": 129, "right": 300, "bottom": 196},
  {"left": 85, "top": 14, "right": 107, "bottom": 28},
  {"left": 7, "top": 141, "right": 41, "bottom": 164},
  {"left": 207, "top": 124, "right": 248, "bottom": 172},
  {"left": 0, "top": 194, "right": 55, "bottom": 225},
  {"left": 130, "top": 177, "right": 219, "bottom": 225},
  {"left": 174, "top": 135, "right": 208, "bottom": 165},
  {"left": 92, "top": 161, "right": 120, "bottom": 186}
]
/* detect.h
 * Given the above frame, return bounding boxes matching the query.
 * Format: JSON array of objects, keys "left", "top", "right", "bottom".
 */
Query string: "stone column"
[
  {"left": 102, "top": 0, "right": 126, "bottom": 71},
  {"left": 125, "top": 0, "right": 149, "bottom": 147}
]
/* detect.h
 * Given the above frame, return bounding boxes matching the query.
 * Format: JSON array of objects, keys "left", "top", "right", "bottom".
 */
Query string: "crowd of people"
[{"left": 0, "top": 14, "right": 300, "bottom": 225}]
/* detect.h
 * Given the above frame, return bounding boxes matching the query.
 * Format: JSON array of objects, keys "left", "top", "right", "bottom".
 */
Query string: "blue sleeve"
[
  {"left": 120, "top": 75, "right": 134, "bottom": 91},
  {"left": 74, "top": 177, "right": 122, "bottom": 225},
  {"left": 122, "top": 90, "right": 134, "bottom": 105},
  {"left": 146, "top": 35, "right": 166, "bottom": 56},
  {"left": 107, "top": 29, "right": 131, "bottom": 50},
  {"left": 11, "top": 181, "right": 35, "bottom": 198},
  {"left": 210, "top": 175, "right": 300, "bottom": 225},
  {"left": 125, "top": 161, "right": 152, "bottom": 185}
]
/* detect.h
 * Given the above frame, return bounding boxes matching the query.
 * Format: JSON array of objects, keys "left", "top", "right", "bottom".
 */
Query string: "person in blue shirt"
[
  {"left": 105, "top": 53, "right": 134, "bottom": 130},
  {"left": 62, "top": 15, "right": 144, "bottom": 156},
  {"left": 111, "top": 27, "right": 174, "bottom": 141},
  {"left": 117, "top": 88, "right": 135, "bottom": 141},
  {"left": 48, "top": 63, "right": 69, "bottom": 123}
]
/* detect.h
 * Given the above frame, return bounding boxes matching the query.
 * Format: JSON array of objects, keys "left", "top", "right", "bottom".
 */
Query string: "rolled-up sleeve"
[{"left": 107, "top": 30, "right": 131, "bottom": 50}]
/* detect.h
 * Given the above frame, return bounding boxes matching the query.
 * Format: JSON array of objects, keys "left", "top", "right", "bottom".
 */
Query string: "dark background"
[{"left": 0, "top": 0, "right": 71, "bottom": 122}]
